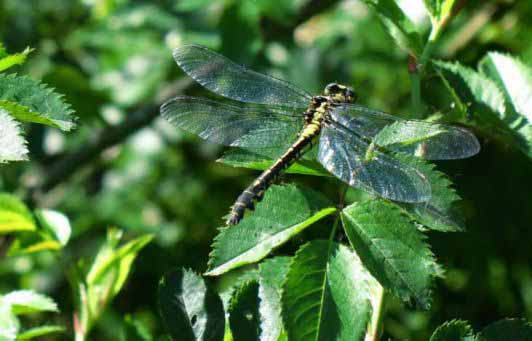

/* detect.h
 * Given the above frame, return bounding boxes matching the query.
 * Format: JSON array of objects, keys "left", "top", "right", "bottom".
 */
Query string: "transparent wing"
[
  {"left": 173, "top": 44, "right": 312, "bottom": 108},
  {"left": 161, "top": 96, "right": 303, "bottom": 148},
  {"left": 317, "top": 122, "right": 431, "bottom": 203},
  {"left": 330, "top": 104, "right": 480, "bottom": 160}
]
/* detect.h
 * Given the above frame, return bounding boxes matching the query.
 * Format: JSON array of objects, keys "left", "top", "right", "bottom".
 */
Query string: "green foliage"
[
  {"left": 0, "top": 193, "right": 35, "bottom": 233},
  {"left": 158, "top": 268, "right": 225, "bottom": 341},
  {"left": 431, "top": 318, "right": 532, "bottom": 341},
  {"left": 342, "top": 200, "right": 438, "bottom": 309},
  {"left": 0, "top": 45, "right": 32, "bottom": 73},
  {"left": 228, "top": 281, "right": 260, "bottom": 340},
  {"left": 0, "top": 290, "right": 63, "bottom": 340},
  {"left": 429, "top": 319, "right": 474, "bottom": 341},
  {"left": 0, "top": 109, "right": 28, "bottom": 162},
  {"left": 282, "top": 240, "right": 378, "bottom": 341},
  {"left": 206, "top": 185, "right": 335, "bottom": 276}
]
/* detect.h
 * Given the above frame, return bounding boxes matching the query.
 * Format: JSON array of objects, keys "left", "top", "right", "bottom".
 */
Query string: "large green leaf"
[
  {"left": 361, "top": 0, "right": 422, "bottom": 54},
  {"left": 430, "top": 320, "right": 474, "bottom": 341},
  {"left": 476, "top": 319, "right": 532, "bottom": 341},
  {"left": 395, "top": 153, "right": 463, "bottom": 232},
  {"left": 282, "top": 240, "right": 378, "bottom": 341},
  {"left": 1, "top": 290, "right": 58, "bottom": 315},
  {"left": 258, "top": 257, "right": 290, "bottom": 341},
  {"left": 218, "top": 148, "right": 329, "bottom": 177},
  {"left": 479, "top": 52, "right": 532, "bottom": 159},
  {"left": 0, "top": 74, "right": 75, "bottom": 131},
  {"left": 0, "top": 109, "right": 28, "bottom": 163},
  {"left": 0, "top": 193, "right": 35, "bottom": 233},
  {"left": 158, "top": 268, "right": 225, "bottom": 341},
  {"left": 228, "top": 281, "right": 260, "bottom": 341},
  {"left": 206, "top": 185, "right": 335, "bottom": 276},
  {"left": 342, "top": 199, "right": 438, "bottom": 309}
]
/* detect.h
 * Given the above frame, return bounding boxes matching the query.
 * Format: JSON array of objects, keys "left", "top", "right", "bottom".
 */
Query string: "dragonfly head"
[{"left": 324, "top": 83, "right": 357, "bottom": 103}]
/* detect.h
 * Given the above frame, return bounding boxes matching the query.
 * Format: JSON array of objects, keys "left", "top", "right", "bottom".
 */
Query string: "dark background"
[{"left": 0, "top": 0, "right": 531, "bottom": 339}]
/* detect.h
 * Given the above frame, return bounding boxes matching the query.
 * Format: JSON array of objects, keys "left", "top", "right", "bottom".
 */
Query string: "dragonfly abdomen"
[{"left": 226, "top": 123, "right": 320, "bottom": 225}]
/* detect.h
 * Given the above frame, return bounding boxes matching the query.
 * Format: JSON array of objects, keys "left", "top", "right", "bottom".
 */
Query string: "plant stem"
[{"left": 365, "top": 284, "right": 385, "bottom": 341}]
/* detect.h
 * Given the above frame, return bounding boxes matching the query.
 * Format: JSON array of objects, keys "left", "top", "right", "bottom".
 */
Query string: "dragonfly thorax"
[{"left": 324, "top": 83, "right": 357, "bottom": 103}]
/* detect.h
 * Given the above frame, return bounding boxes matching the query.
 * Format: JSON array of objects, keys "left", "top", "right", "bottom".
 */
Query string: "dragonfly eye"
[
  {"left": 324, "top": 83, "right": 341, "bottom": 95},
  {"left": 345, "top": 88, "right": 357, "bottom": 103}
]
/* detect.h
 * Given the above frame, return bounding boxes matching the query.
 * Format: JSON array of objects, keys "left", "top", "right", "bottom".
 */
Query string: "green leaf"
[
  {"left": 206, "top": 185, "right": 335, "bottom": 276},
  {"left": 34, "top": 209, "right": 72, "bottom": 246},
  {"left": 395, "top": 153, "right": 463, "bottom": 232},
  {"left": 16, "top": 325, "right": 64, "bottom": 340},
  {"left": 423, "top": 0, "right": 456, "bottom": 25},
  {"left": 0, "top": 74, "right": 75, "bottom": 131},
  {"left": 0, "top": 47, "right": 32, "bottom": 72},
  {"left": 228, "top": 281, "right": 260, "bottom": 341},
  {"left": 0, "top": 301, "right": 19, "bottom": 340},
  {"left": 476, "top": 319, "right": 532, "bottom": 341},
  {"left": 342, "top": 199, "right": 438, "bottom": 309},
  {"left": 0, "top": 193, "right": 35, "bottom": 233},
  {"left": 121, "top": 315, "right": 153, "bottom": 341},
  {"left": 479, "top": 52, "right": 532, "bottom": 159},
  {"left": 282, "top": 240, "right": 378, "bottom": 341},
  {"left": 158, "top": 268, "right": 225, "bottom": 341},
  {"left": 374, "top": 121, "right": 446, "bottom": 148},
  {"left": 218, "top": 148, "right": 330, "bottom": 177},
  {"left": 361, "top": 0, "right": 422, "bottom": 54},
  {"left": 2, "top": 290, "right": 58, "bottom": 315},
  {"left": 0, "top": 109, "right": 28, "bottom": 163},
  {"left": 430, "top": 319, "right": 474, "bottom": 341},
  {"left": 258, "top": 257, "right": 290, "bottom": 341}
]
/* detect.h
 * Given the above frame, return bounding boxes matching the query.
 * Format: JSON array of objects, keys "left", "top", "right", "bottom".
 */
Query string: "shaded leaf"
[
  {"left": 342, "top": 199, "right": 437, "bottom": 309},
  {"left": 430, "top": 319, "right": 474, "bottom": 341},
  {"left": 282, "top": 240, "right": 377, "bottom": 341},
  {"left": 395, "top": 153, "right": 463, "bottom": 232},
  {"left": 361, "top": 0, "right": 422, "bottom": 54},
  {"left": 0, "top": 193, "right": 35, "bottom": 233},
  {"left": 228, "top": 281, "right": 260, "bottom": 341},
  {"left": 158, "top": 268, "right": 225, "bottom": 341},
  {"left": 2, "top": 290, "right": 58, "bottom": 315},
  {"left": 0, "top": 74, "right": 75, "bottom": 131},
  {"left": 35, "top": 209, "right": 72, "bottom": 246},
  {"left": 0, "top": 109, "right": 28, "bottom": 163},
  {"left": 476, "top": 319, "right": 532, "bottom": 341},
  {"left": 121, "top": 315, "right": 153, "bottom": 341},
  {"left": 258, "top": 257, "right": 290, "bottom": 341},
  {"left": 0, "top": 47, "right": 32, "bottom": 72},
  {"left": 206, "top": 185, "right": 335, "bottom": 276},
  {"left": 16, "top": 325, "right": 64, "bottom": 340}
]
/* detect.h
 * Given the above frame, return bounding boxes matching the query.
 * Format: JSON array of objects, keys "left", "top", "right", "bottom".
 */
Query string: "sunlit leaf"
[
  {"left": 0, "top": 192, "right": 35, "bottom": 233},
  {"left": 2, "top": 290, "right": 58, "bottom": 315},
  {"left": 258, "top": 257, "right": 290, "bottom": 341},
  {"left": 430, "top": 319, "right": 474, "bottom": 341},
  {"left": 0, "top": 47, "right": 32, "bottom": 72},
  {"left": 228, "top": 281, "right": 260, "bottom": 341},
  {"left": 16, "top": 325, "right": 64, "bottom": 340},
  {"left": 158, "top": 268, "right": 225, "bottom": 341},
  {"left": 476, "top": 319, "right": 532, "bottom": 341},
  {"left": 0, "top": 109, "right": 28, "bottom": 163},
  {"left": 361, "top": 0, "right": 422, "bottom": 54},
  {"left": 423, "top": 0, "right": 456, "bottom": 27},
  {"left": 0, "top": 301, "right": 19, "bottom": 340},
  {"left": 0, "top": 74, "right": 75, "bottom": 131},
  {"left": 342, "top": 199, "right": 437, "bottom": 308},
  {"left": 282, "top": 240, "right": 378, "bottom": 341},
  {"left": 206, "top": 185, "right": 335, "bottom": 276},
  {"left": 35, "top": 209, "right": 72, "bottom": 246}
]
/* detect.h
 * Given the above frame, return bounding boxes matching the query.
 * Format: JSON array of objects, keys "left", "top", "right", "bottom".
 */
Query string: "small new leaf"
[
  {"left": 158, "top": 268, "right": 225, "bottom": 341},
  {"left": 342, "top": 199, "right": 438, "bottom": 309},
  {"left": 0, "top": 109, "right": 28, "bottom": 163},
  {"left": 0, "top": 192, "right": 35, "bottom": 233},
  {"left": 206, "top": 184, "right": 335, "bottom": 276},
  {"left": 282, "top": 240, "right": 378, "bottom": 341},
  {"left": 430, "top": 319, "right": 474, "bottom": 341},
  {"left": 2, "top": 290, "right": 58, "bottom": 315},
  {"left": 0, "top": 74, "right": 75, "bottom": 131},
  {"left": 0, "top": 47, "right": 32, "bottom": 72}
]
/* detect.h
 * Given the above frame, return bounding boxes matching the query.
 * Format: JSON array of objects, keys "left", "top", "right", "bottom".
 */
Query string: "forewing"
[
  {"left": 161, "top": 96, "right": 303, "bottom": 148},
  {"left": 331, "top": 104, "right": 480, "bottom": 160},
  {"left": 173, "top": 45, "right": 312, "bottom": 108},
  {"left": 317, "top": 123, "right": 431, "bottom": 203}
]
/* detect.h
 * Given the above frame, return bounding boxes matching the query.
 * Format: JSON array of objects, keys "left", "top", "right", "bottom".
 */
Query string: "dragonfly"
[{"left": 161, "top": 44, "right": 480, "bottom": 225}]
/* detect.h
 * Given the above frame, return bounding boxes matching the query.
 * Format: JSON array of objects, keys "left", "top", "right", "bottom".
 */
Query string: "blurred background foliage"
[{"left": 0, "top": 0, "right": 531, "bottom": 339}]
